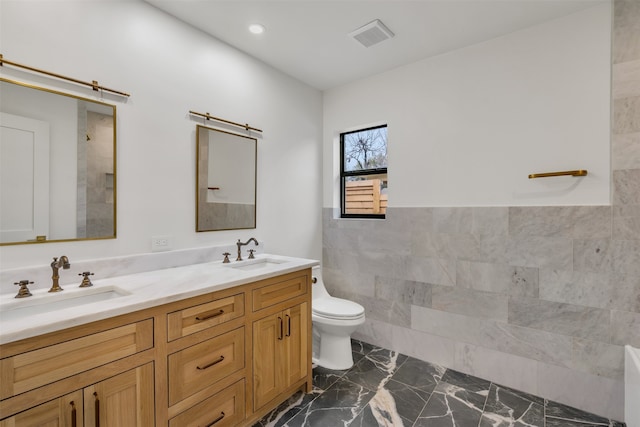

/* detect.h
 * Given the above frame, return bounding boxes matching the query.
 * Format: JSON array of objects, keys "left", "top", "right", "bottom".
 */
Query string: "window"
[{"left": 340, "top": 125, "right": 388, "bottom": 218}]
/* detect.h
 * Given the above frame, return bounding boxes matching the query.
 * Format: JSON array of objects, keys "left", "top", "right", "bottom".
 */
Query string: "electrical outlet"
[{"left": 151, "top": 235, "right": 172, "bottom": 252}]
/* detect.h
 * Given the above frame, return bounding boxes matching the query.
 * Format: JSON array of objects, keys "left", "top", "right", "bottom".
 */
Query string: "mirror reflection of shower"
[{"left": 77, "top": 107, "right": 114, "bottom": 238}]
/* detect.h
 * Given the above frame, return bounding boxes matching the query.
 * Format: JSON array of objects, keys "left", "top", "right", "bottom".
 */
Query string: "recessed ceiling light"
[{"left": 249, "top": 24, "right": 265, "bottom": 34}]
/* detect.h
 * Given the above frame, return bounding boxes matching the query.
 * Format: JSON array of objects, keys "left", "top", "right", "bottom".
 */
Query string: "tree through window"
[{"left": 340, "top": 125, "right": 387, "bottom": 218}]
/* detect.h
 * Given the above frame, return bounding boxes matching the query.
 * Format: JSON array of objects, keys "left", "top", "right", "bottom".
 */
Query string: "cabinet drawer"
[
  {"left": 167, "top": 293, "right": 244, "bottom": 342},
  {"left": 252, "top": 275, "right": 308, "bottom": 311},
  {"left": 0, "top": 319, "right": 153, "bottom": 399},
  {"left": 169, "top": 379, "right": 245, "bottom": 427},
  {"left": 168, "top": 327, "right": 244, "bottom": 406}
]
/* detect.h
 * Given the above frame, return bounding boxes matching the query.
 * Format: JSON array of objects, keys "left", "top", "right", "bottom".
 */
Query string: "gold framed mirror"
[
  {"left": 0, "top": 78, "right": 116, "bottom": 245},
  {"left": 196, "top": 124, "right": 256, "bottom": 232}
]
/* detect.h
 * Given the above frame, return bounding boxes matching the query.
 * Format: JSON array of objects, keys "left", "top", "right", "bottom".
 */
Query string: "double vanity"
[{"left": 0, "top": 253, "right": 318, "bottom": 426}]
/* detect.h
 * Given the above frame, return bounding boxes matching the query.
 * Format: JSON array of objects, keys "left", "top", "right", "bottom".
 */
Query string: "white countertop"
[{"left": 0, "top": 254, "right": 319, "bottom": 345}]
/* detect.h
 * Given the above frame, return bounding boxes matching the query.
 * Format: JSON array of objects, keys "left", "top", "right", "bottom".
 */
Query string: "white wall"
[
  {"left": 0, "top": 0, "right": 323, "bottom": 269},
  {"left": 324, "top": 4, "right": 611, "bottom": 208}
]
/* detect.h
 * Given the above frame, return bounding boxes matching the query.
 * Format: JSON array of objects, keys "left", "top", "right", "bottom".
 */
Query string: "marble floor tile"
[
  {"left": 479, "top": 383, "right": 544, "bottom": 427},
  {"left": 350, "top": 383, "right": 423, "bottom": 427},
  {"left": 439, "top": 369, "right": 492, "bottom": 395},
  {"left": 414, "top": 381, "right": 486, "bottom": 427},
  {"left": 390, "top": 356, "right": 446, "bottom": 393},
  {"left": 352, "top": 339, "right": 376, "bottom": 355},
  {"left": 284, "top": 378, "right": 375, "bottom": 427},
  {"left": 351, "top": 378, "right": 435, "bottom": 426},
  {"left": 382, "top": 379, "right": 432, "bottom": 423},
  {"left": 413, "top": 370, "right": 490, "bottom": 427},
  {"left": 312, "top": 364, "right": 349, "bottom": 391},
  {"left": 255, "top": 390, "right": 320, "bottom": 427},
  {"left": 255, "top": 339, "right": 626, "bottom": 427},
  {"left": 342, "top": 348, "right": 408, "bottom": 392}
]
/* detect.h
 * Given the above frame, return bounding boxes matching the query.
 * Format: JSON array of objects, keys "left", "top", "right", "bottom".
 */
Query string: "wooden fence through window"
[{"left": 345, "top": 179, "right": 387, "bottom": 214}]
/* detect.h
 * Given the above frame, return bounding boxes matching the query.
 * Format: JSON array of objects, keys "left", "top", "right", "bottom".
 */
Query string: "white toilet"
[{"left": 311, "top": 266, "right": 365, "bottom": 370}]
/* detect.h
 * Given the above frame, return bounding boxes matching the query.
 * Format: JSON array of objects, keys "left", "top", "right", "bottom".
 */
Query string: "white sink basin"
[
  {"left": 0, "top": 286, "right": 131, "bottom": 322},
  {"left": 228, "top": 258, "right": 287, "bottom": 271}
]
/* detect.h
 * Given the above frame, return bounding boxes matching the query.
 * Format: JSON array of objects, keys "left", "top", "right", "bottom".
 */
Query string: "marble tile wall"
[{"left": 321, "top": 1, "right": 640, "bottom": 421}]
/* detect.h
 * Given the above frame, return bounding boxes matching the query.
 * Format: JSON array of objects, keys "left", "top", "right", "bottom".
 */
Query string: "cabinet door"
[
  {"left": 252, "top": 313, "right": 284, "bottom": 410},
  {"left": 282, "top": 302, "right": 309, "bottom": 388},
  {"left": 84, "top": 363, "right": 154, "bottom": 427},
  {"left": 0, "top": 390, "right": 83, "bottom": 427}
]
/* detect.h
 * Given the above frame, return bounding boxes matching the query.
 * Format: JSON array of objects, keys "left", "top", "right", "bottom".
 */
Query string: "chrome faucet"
[
  {"left": 236, "top": 238, "right": 258, "bottom": 261},
  {"left": 49, "top": 255, "right": 70, "bottom": 292}
]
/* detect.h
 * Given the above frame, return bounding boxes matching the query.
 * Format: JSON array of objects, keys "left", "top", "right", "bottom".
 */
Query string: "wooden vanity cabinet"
[
  {"left": 0, "top": 390, "right": 83, "bottom": 427},
  {"left": 0, "top": 267, "right": 312, "bottom": 427},
  {"left": 167, "top": 327, "right": 245, "bottom": 406},
  {"left": 0, "top": 364, "right": 154, "bottom": 427},
  {"left": 168, "top": 379, "right": 245, "bottom": 427},
  {"left": 253, "top": 302, "right": 309, "bottom": 411},
  {"left": 0, "top": 312, "right": 155, "bottom": 427},
  {"left": 251, "top": 273, "right": 311, "bottom": 413},
  {"left": 0, "top": 319, "right": 153, "bottom": 400},
  {"left": 83, "top": 363, "right": 155, "bottom": 427}
]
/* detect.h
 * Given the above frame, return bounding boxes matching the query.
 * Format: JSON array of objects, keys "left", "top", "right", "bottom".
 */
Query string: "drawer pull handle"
[
  {"left": 197, "top": 355, "right": 225, "bottom": 370},
  {"left": 285, "top": 314, "right": 291, "bottom": 337},
  {"left": 278, "top": 316, "right": 283, "bottom": 340},
  {"left": 70, "top": 401, "right": 77, "bottom": 427},
  {"left": 94, "top": 392, "right": 100, "bottom": 427},
  {"left": 196, "top": 309, "right": 225, "bottom": 321},
  {"left": 206, "top": 411, "right": 225, "bottom": 426}
]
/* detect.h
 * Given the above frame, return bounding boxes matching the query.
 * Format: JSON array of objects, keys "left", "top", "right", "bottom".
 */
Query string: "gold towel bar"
[
  {"left": 189, "top": 110, "right": 262, "bottom": 133},
  {"left": 0, "top": 54, "right": 130, "bottom": 97},
  {"left": 528, "top": 170, "right": 588, "bottom": 179}
]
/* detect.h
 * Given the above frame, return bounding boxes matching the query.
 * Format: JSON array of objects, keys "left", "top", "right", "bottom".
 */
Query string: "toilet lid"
[{"left": 313, "top": 297, "right": 365, "bottom": 320}]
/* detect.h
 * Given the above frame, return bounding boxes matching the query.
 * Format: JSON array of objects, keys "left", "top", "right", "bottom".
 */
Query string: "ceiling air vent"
[{"left": 349, "top": 19, "right": 394, "bottom": 48}]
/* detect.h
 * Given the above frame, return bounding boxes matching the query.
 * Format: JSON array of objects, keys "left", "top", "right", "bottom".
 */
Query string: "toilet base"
[{"left": 313, "top": 330, "right": 356, "bottom": 370}]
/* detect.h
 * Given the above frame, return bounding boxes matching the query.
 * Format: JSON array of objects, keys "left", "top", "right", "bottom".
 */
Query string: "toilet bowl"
[{"left": 311, "top": 267, "right": 365, "bottom": 370}]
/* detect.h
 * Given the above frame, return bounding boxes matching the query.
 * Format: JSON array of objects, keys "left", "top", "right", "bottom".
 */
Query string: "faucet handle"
[
  {"left": 78, "top": 272, "right": 94, "bottom": 288},
  {"left": 14, "top": 280, "right": 34, "bottom": 298},
  {"left": 248, "top": 249, "right": 256, "bottom": 259},
  {"left": 222, "top": 252, "right": 231, "bottom": 263}
]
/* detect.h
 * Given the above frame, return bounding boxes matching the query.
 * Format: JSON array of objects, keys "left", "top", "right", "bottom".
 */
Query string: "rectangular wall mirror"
[
  {"left": 196, "top": 124, "right": 256, "bottom": 232},
  {"left": 0, "top": 78, "right": 116, "bottom": 245}
]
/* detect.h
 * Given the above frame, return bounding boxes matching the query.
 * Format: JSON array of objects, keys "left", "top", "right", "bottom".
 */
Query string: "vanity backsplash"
[{"left": 0, "top": 243, "right": 263, "bottom": 294}]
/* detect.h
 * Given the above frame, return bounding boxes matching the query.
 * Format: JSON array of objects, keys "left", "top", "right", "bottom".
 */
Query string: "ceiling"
[{"left": 144, "top": 0, "right": 605, "bottom": 91}]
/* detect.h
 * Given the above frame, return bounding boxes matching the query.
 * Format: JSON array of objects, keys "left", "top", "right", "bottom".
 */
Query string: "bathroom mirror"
[
  {"left": 196, "top": 124, "right": 256, "bottom": 232},
  {"left": 0, "top": 78, "right": 116, "bottom": 245}
]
